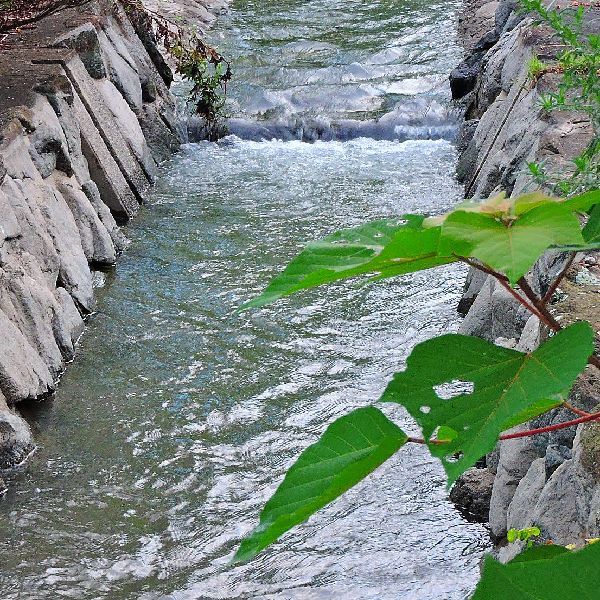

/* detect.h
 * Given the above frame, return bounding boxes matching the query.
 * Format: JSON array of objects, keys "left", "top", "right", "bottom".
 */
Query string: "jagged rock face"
[{"left": 0, "top": 1, "right": 188, "bottom": 470}]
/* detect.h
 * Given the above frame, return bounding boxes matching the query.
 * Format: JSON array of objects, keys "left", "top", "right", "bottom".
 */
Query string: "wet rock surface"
[
  {"left": 0, "top": 0, "right": 229, "bottom": 474},
  {"left": 449, "top": 467, "right": 495, "bottom": 522}
]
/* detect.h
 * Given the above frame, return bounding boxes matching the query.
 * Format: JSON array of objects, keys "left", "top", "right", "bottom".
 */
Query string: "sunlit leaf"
[
  {"left": 234, "top": 407, "right": 408, "bottom": 562},
  {"left": 472, "top": 542, "right": 600, "bottom": 599},
  {"left": 381, "top": 322, "right": 594, "bottom": 486},
  {"left": 439, "top": 203, "right": 584, "bottom": 284},
  {"left": 562, "top": 189, "right": 600, "bottom": 212},
  {"left": 242, "top": 217, "right": 455, "bottom": 309}
]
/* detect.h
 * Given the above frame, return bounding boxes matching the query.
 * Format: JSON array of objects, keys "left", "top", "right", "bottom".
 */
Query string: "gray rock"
[
  {"left": 450, "top": 467, "right": 495, "bottom": 522},
  {"left": 0, "top": 393, "right": 34, "bottom": 469},
  {"left": 460, "top": 277, "right": 529, "bottom": 342},
  {"left": 81, "top": 180, "right": 127, "bottom": 252},
  {"left": 97, "top": 29, "right": 143, "bottom": 113},
  {"left": 515, "top": 315, "right": 544, "bottom": 352},
  {"left": 0, "top": 308, "right": 54, "bottom": 403},
  {"left": 54, "top": 23, "right": 107, "bottom": 79},
  {"left": 0, "top": 187, "right": 21, "bottom": 241},
  {"left": 458, "top": 267, "right": 488, "bottom": 315},
  {"left": 54, "top": 174, "right": 117, "bottom": 266},
  {"left": 506, "top": 457, "right": 546, "bottom": 529},
  {"left": 16, "top": 179, "right": 94, "bottom": 312},
  {"left": 545, "top": 444, "right": 572, "bottom": 479},
  {"left": 53, "top": 287, "right": 84, "bottom": 361},
  {"left": 489, "top": 426, "right": 543, "bottom": 539},
  {"left": 72, "top": 90, "right": 139, "bottom": 221}
]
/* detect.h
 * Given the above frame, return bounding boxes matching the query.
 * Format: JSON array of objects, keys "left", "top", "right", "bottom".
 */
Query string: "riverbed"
[{"left": 0, "top": 1, "right": 490, "bottom": 598}]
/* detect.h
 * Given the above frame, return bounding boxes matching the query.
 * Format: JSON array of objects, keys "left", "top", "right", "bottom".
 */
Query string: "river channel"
[{"left": 0, "top": 0, "right": 490, "bottom": 598}]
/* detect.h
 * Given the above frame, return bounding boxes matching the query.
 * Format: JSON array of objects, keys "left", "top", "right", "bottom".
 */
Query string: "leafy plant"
[
  {"left": 522, "top": 0, "right": 600, "bottom": 195},
  {"left": 236, "top": 187, "right": 600, "bottom": 600},
  {"left": 472, "top": 541, "right": 600, "bottom": 599},
  {"left": 169, "top": 42, "right": 230, "bottom": 140},
  {"left": 527, "top": 55, "right": 548, "bottom": 81},
  {"left": 507, "top": 526, "right": 541, "bottom": 547}
]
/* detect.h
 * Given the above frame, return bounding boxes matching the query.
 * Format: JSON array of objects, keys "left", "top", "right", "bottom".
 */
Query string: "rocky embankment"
[
  {"left": 0, "top": 0, "right": 221, "bottom": 490},
  {"left": 450, "top": 0, "right": 600, "bottom": 558}
]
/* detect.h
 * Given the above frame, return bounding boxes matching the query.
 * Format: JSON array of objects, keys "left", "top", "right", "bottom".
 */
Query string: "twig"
[{"left": 542, "top": 253, "right": 576, "bottom": 306}]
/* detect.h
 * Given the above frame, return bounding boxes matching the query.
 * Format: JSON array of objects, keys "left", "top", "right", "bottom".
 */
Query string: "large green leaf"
[
  {"left": 562, "top": 189, "right": 600, "bottom": 212},
  {"left": 233, "top": 407, "right": 408, "bottom": 562},
  {"left": 381, "top": 322, "right": 594, "bottom": 486},
  {"left": 472, "top": 542, "right": 600, "bottom": 599},
  {"left": 242, "top": 217, "right": 455, "bottom": 309},
  {"left": 583, "top": 202, "right": 600, "bottom": 244},
  {"left": 439, "top": 203, "right": 584, "bottom": 284}
]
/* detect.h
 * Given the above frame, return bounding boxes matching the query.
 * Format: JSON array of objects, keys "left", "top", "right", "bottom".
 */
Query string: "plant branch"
[
  {"left": 517, "top": 277, "right": 563, "bottom": 331},
  {"left": 499, "top": 411, "right": 600, "bottom": 439},
  {"left": 542, "top": 253, "right": 576, "bottom": 306},
  {"left": 563, "top": 401, "right": 593, "bottom": 417},
  {"left": 457, "top": 256, "right": 509, "bottom": 281}
]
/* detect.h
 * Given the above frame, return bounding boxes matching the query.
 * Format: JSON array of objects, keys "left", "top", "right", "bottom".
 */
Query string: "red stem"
[
  {"left": 406, "top": 404, "right": 600, "bottom": 447},
  {"left": 499, "top": 411, "right": 600, "bottom": 439}
]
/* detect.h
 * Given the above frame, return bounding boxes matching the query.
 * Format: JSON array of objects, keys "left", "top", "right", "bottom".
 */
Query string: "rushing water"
[{"left": 0, "top": 1, "right": 491, "bottom": 598}]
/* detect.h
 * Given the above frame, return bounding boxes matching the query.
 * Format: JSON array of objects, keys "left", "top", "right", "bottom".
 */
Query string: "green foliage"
[
  {"left": 237, "top": 187, "right": 600, "bottom": 564},
  {"left": 521, "top": 0, "right": 600, "bottom": 195},
  {"left": 527, "top": 55, "right": 547, "bottom": 80},
  {"left": 583, "top": 203, "right": 600, "bottom": 244},
  {"left": 507, "top": 526, "right": 541, "bottom": 548},
  {"left": 234, "top": 407, "right": 408, "bottom": 563},
  {"left": 472, "top": 542, "right": 600, "bottom": 599},
  {"left": 245, "top": 192, "right": 597, "bottom": 311},
  {"left": 241, "top": 217, "right": 455, "bottom": 309},
  {"left": 381, "top": 322, "right": 593, "bottom": 485},
  {"left": 170, "top": 43, "right": 230, "bottom": 141},
  {"left": 438, "top": 201, "right": 583, "bottom": 284}
]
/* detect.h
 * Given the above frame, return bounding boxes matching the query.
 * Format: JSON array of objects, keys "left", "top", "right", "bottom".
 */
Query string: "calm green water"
[{"left": 0, "top": 1, "right": 489, "bottom": 598}]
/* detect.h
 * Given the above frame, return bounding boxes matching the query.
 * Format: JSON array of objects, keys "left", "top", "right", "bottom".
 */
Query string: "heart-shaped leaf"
[
  {"left": 234, "top": 407, "right": 408, "bottom": 562},
  {"left": 439, "top": 203, "right": 584, "bottom": 284},
  {"left": 242, "top": 217, "right": 455, "bottom": 309},
  {"left": 381, "top": 322, "right": 594, "bottom": 486}
]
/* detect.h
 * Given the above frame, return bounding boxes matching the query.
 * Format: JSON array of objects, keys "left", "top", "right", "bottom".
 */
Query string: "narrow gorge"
[{"left": 0, "top": 0, "right": 598, "bottom": 598}]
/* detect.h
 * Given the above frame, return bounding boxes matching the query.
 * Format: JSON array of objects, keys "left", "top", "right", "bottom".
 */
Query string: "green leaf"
[
  {"left": 472, "top": 542, "right": 600, "bottom": 599},
  {"left": 439, "top": 203, "right": 584, "bottom": 284},
  {"left": 510, "top": 544, "right": 569, "bottom": 563},
  {"left": 381, "top": 322, "right": 594, "bottom": 486},
  {"left": 562, "top": 189, "right": 600, "bottom": 212},
  {"left": 242, "top": 217, "right": 455, "bottom": 309},
  {"left": 234, "top": 407, "right": 408, "bottom": 562},
  {"left": 582, "top": 203, "right": 600, "bottom": 244}
]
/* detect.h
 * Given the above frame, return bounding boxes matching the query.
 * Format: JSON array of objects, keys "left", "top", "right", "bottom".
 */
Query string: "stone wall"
[
  {"left": 0, "top": 0, "right": 213, "bottom": 488},
  {"left": 450, "top": 0, "right": 600, "bottom": 558}
]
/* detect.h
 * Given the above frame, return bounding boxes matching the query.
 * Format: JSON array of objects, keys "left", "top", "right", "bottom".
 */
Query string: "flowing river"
[{"left": 0, "top": 1, "right": 491, "bottom": 598}]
